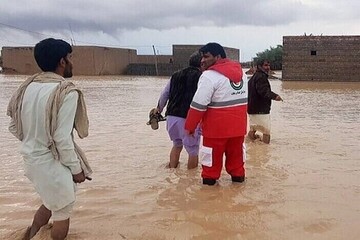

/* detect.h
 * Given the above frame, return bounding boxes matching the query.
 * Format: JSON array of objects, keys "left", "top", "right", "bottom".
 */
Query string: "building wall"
[
  {"left": 283, "top": 36, "right": 360, "bottom": 81},
  {"left": 126, "top": 44, "right": 240, "bottom": 76},
  {"left": 1, "top": 44, "right": 241, "bottom": 76},
  {"left": 126, "top": 63, "right": 182, "bottom": 76},
  {"left": 136, "top": 55, "right": 173, "bottom": 64},
  {"left": 1, "top": 46, "right": 137, "bottom": 75},
  {"left": 173, "top": 45, "right": 202, "bottom": 69},
  {"left": 224, "top": 47, "right": 240, "bottom": 62},
  {"left": 1, "top": 47, "right": 38, "bottom": 74},
  {"left": 172, "top": 45, "right": 240, "bottom": 69},
  {"left": 72, "top": 46, "right": 137, "bottom": 75}
]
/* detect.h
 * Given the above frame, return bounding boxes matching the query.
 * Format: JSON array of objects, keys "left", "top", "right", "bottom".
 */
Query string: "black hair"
[
  {"left": 34, "top": 38, "right": 72, "bottom": 72},
  {"left": 188, "top": 51, "right": 201, "bottom": 68},
  {"left": 256, "top": 58, "right": 270, "bottom": 67},
  {"left": 199, "top": 42, "right": 226, "bottom": 58}
]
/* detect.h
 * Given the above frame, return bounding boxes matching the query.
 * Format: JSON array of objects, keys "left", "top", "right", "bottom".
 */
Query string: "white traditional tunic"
[{"left": 20, "top": 82, "right": 81, "bottom": 211}]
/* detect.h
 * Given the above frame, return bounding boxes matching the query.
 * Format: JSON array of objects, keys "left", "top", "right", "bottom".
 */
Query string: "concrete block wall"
[{"left": 283, "top": 36, "right": 360, "bottom": 81}]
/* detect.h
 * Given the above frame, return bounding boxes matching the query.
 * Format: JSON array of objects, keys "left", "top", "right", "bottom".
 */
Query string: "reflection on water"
[{"left": 0, "top": 75, "right": 359, "bottom": 240}]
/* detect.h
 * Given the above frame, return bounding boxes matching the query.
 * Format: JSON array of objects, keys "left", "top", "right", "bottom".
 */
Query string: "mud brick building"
[
  {"left": 283, "top": 35, "right": 360, "bottom": 81},
  {"left": 126, "top": 45, "right": 239, "bottom": 76},
  {"left": 1, "top": 44, "right": 239, "bottom": 76}
]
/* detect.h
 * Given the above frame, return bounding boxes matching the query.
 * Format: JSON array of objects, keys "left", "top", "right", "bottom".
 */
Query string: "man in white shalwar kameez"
[{"left": 7, "top": 38, "right": 91, "bottom": 240}]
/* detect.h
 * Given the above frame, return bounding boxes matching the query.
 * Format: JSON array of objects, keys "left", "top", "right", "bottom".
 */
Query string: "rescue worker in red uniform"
[{"left": 185, "top": 42, "right": 248, "bottom": 185}]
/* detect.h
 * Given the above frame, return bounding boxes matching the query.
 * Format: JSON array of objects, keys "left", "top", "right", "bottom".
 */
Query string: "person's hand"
[
  {"left": 73, "top": 171, "right": 86, "bottom": 183},
  {"left": 185, "top": 129, "right": 194, "bottom": 137},
  {"left": 275, "top": 95, "right": 283, "bottom": 101}
]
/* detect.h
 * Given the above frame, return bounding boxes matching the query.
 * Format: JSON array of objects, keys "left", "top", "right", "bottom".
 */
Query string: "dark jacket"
[
  {"left": 166, "top": 66, "right": 202, "bottom": 118},
  {"left": 247, "top": 69, "right": 278, "bottom": 114}
]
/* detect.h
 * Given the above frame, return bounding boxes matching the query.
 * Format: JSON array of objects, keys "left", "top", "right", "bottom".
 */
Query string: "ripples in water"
[{"left": 0, "top": 75, "right": 359, "bottom": 239}]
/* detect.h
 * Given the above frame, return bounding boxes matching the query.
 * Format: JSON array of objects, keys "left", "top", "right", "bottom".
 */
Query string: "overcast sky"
[{"left": 0, "top": 0, "right": 359, "bottom": 61}]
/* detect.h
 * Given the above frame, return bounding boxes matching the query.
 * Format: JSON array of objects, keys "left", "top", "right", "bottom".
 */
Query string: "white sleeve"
[
  {"left": 191, "top": 74, "right": 214, "bottom": 107},
  {"left": 53, "top": 91, "right": 82, "bottom": 175}
]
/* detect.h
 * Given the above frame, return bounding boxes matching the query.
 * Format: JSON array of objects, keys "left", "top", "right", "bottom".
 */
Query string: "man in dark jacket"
[
  {"left": 157, "top": 52, "right": 202, "bottom": 169},
  {"left": 247, "top": 59, "right": 283, "bottom": 144}
]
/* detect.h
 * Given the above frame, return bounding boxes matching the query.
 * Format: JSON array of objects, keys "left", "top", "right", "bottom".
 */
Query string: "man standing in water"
[
  {"left": 7, "top": 38, "right": 91, "bottom": 240},
  {"left": 185, "top": 43, "right": 248, "bottom": 185},
  {"left": 247, "top": 59, "right": 283, "bottom": 144},
  {"left": 157, "top": 52, "right": 202, "bottom": 169}
]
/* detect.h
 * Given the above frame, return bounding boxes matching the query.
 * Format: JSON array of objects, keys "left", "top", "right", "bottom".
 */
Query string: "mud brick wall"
[
  {"left": 127, "top": 45, "right": 240, "bottom": 76},
  {"left": 1, "top": 44, "right": 241, "bottom": 76},
  {"left": 1, "top": 47, "right": 37, "bottom": 74},
  {"left": 73, "top": 46, "right": 137, "bottom": 75},
  {"left": 283, "top": 36, "right": 360, "bottom": 81},
  {"left": 1, "top": 46, "right": 137, "bottom": 75}
]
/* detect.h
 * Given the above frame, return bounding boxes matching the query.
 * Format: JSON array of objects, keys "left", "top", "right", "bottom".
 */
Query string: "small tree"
[{"left": 253, "top": 45, "right": 283, "bottom": 70}]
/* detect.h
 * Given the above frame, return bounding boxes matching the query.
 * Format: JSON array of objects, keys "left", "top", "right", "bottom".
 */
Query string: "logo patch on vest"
[
  {"left": 230, "top": 81, "right": 244, "bottom": 90},
  {"left": 230, "top": 80, "right": 245, "bottom": 95}
]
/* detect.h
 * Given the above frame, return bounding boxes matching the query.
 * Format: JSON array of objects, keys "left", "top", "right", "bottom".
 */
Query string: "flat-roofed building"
[
  {"left": 1, "top": 44, "right": 241, "bottom": 76},
  {"left": 1, "top": 46, "right": 137, "bottom": 75},
  {"left": 283, "top": 35, "right": 360, "bottom": 81}
]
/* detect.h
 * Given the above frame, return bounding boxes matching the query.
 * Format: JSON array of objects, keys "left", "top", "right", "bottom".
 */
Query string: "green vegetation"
[{"left": 254, "top": 45, "right": 283, "bottom": 70}]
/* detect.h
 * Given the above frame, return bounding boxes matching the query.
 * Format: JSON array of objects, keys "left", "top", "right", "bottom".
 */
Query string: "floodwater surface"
[{"left": 0, "top": 74, "right": 359, "bottom": 240}]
